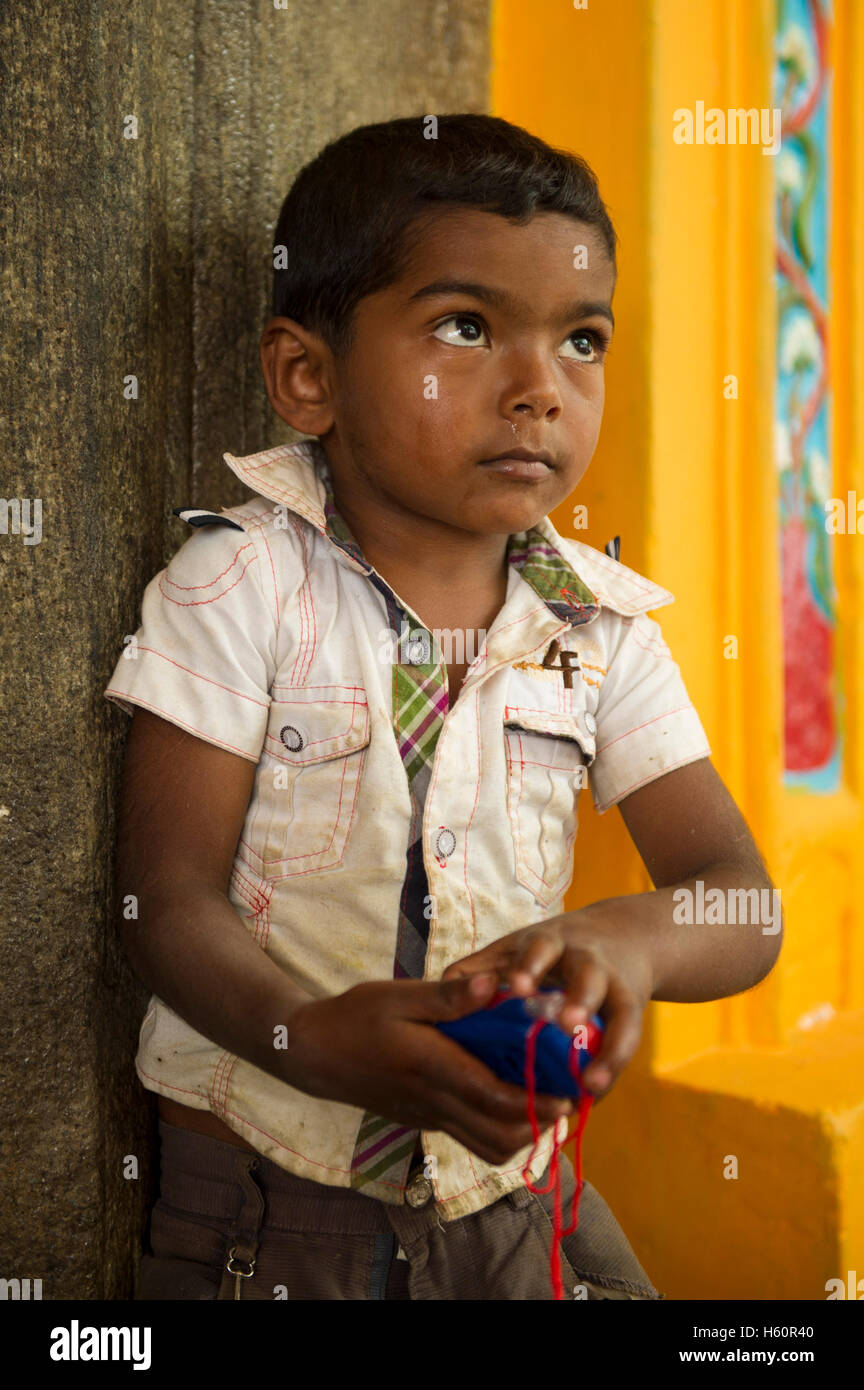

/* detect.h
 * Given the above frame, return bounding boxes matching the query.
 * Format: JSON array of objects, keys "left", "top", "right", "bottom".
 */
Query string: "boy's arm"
[
  {"left": 114, "top": 707, "right": 316, "bottom": 1078},
  {"left": 578, "top": 754, "right": 784, "bottom": 1002}
]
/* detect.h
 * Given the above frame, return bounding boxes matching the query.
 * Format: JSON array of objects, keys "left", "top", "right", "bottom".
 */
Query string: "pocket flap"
[
  {"left": 265, "top": 688, "right": 371, "bottom": 765},
  {"left": 503, "top": 704, "right": 595, "bottom": 764}
]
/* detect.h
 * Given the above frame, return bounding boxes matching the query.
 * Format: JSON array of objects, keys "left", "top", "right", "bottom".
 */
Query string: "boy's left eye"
[
  {"left": 561, "top": 330, "right": 609, "bottom": 362},
  {"left": 432, "top": 315, "right": 609, "bottom": 362}
]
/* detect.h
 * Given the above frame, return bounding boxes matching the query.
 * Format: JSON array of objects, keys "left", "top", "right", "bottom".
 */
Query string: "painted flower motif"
[
  {"left": 780, "top": 312, "right": 821, "bottom": 375},
  {"left": 774, "top": 420, "right": 792, "bottom": 472},
  {"left": 777, "top": 23, "right": 817, "bottom": 87},
  {"left": 777, "top": 147, "right": 804, "bottom": 195},
  {"left": 806, "top": 448, "right": 831, "bottom": 504}
]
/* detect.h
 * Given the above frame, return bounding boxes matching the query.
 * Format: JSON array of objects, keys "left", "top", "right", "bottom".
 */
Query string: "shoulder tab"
[{"left": 172, "top": 507, "right": 245, "bottom": 532}]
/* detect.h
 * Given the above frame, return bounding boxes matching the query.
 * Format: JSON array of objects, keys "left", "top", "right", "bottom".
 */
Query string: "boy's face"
[{"left": 270, "top": 207, "right": 616, "bottom": 540}]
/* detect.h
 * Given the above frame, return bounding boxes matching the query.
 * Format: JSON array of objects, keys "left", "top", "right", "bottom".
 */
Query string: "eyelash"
[{"left": 434, "top": 314, "right": 612, "bottom": 359}]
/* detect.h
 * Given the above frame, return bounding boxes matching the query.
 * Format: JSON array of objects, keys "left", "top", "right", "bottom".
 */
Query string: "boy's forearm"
[
  {"left": 119, "top": 884, "right": 316, "bottom": 1085},
  {"left": 577, "top": 859, "right": 784, "bottom": 1003}
]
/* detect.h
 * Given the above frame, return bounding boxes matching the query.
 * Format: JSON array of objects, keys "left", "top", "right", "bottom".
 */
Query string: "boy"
[{"left": 104, "top": 113, "right": 782, "bottom": 1301}]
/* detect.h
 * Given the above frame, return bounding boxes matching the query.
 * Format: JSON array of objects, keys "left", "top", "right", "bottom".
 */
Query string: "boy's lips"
[{"left": 478, "top": 447, "right": 555, "bottom": 480}]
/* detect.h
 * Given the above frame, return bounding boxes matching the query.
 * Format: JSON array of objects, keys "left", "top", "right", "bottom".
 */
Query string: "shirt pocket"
[
  {"left": 244, "top": 686, "right": 371, "bottom": 880},
  {"left": 503, "top": 704, "right": 596, "bottom": 910}
]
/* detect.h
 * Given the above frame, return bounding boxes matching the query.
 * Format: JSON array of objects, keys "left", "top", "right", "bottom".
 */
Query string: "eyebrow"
[{"left": 403, "top": 279, "right": 615, "bottom": 331}]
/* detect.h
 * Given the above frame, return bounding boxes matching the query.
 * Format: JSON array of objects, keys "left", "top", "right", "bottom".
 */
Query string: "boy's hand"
[
  {"left": 440, "top": 910, "right": 654, "bottom": 1098},
  {"left": 282, "top": 975, "right": 575, "bottom": 1167}
]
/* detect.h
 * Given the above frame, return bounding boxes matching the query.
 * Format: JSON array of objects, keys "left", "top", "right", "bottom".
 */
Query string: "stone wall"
[{"left": 0, "top": 0, "right": 488, "bottom": 1299}]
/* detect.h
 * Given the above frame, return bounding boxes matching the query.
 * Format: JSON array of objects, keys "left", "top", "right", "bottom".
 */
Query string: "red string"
[{"left": 520, "top": 1018, "right": 594, "bottom": 1301}]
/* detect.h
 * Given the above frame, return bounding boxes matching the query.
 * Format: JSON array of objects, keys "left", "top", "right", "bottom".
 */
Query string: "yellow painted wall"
[{"left": 492, "top": 0, "right": 864, "bottom": 1299}]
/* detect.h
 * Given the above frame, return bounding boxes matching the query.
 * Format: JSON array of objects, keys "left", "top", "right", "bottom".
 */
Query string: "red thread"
[{"left": 520, "top": 1018, "right": 594, "bottom": 1301}]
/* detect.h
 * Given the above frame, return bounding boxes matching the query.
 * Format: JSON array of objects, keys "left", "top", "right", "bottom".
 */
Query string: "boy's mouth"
[{"left": 478, "top": 446, "right": 554, "bottom": 480}]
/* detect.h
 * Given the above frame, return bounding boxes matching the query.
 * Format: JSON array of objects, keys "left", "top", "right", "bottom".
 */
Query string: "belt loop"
[{"left": 217, "top": 1155, "right": 266, "bottom": 1301}]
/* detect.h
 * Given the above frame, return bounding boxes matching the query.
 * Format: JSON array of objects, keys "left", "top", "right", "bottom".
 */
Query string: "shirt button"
[
  {"left": 280, "top": 724, "right": 304, "bottom": 751},
  {"left": 406, "top": 630, "right": 431, "bottom": 665},
  {"left": 582, "top": 711, "right": 596, "bottom": 736},
  {"left": 435, "top": 827, "right": 456, "bottom": 859},
  {"left": 405, "top": 1172, "right": 434, "bottom": 1208}
]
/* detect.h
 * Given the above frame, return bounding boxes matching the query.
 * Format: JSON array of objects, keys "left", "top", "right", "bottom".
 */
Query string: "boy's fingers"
[
  {"left": 403, "top": 972, "right": 499, "bottom": 1020},
  {"left": 557, "top": 957, "right": 608, "bottom": 1032},
  {"left": 428, "top": 1089, "right": 568, "bottom": 1167},
  {"left": 413, "top": 1027, "right": 571, "bottom": 1125},
  {"left": 580, "top": 980, "right": 645, "bottom": 1094},
  {"left": 440, "top": 948, "right": 506, "bottom": 982},
  {"left": 506, "top": 929, "right": 563, "bottom": 994}
]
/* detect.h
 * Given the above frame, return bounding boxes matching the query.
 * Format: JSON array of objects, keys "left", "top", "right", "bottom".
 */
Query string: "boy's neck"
[
  {"left": 358, "top": 527, "right": 510, "bottom": 604},
  {"left": 321, "top": 465, "right": 515, "bottom": 614}
]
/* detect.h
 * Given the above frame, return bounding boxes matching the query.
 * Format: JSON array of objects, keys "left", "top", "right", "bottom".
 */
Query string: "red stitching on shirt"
[
  {"left": 208, "top": 1053, "right": 229, "bottom": 1116},
  {"left": 229, "top": 874, "right": 257, "bottom": 911},
  {"left": 271, "top": 684, "right": 367, "bottom": 694},
  {"left": 264, "top": 700, "right": 366, "bottom": 757},
  {"left": 293, "top": 520, "right": 316, "bottom": 686},
  {"left": 257, "top": 522, "right": 281, "bottom": 630},
  {"left": 574, "top": 545, "right": 665, "bottom": 600},
  {"left": 504, "top": 729, "right": 580, "bottom": 904},
  {"left": 228, "top": 869, "right": 269, "bottom": 935},
  {"left": 238, "top": 729, "right": 367, "bottom": 878},
  {"left": 159, "top": 545, "right": 257, "bottom": 600},
  {"left": 218, "top": 1055, "right": 240, "bottom": 1117},
  {"left": 222, "top": 504, "right": 278, "bottom": 526},
  {"left": 301, "top": 566, "right": 318, "bottom": 685},
  {"left": 460, "top": 686, "right": 483, "bottom": 959},
  {"left": 230, "top": 863, "right": 269, "bottom": 904},
  {"left": 594, "top": 748, "right": 710, "bottom": 811},
  {"left": 594, "top": 703, "right": 692, "bottom": 754},
  {"left": 630, "top": 630, "right": 673, "bottom": 659},
  {"left": 504, "top": 703, "right": 588, "bottom": 724},
  {"left": 103, "top": 690, "right": 261, "bottom": 760},
  {"left": 110, "top": 650, "right": 268, "bottom": 706},
  {"left": 260, "top": 880, "right": 273, "bottom": 953},
  {"left": 299, "top": 519, "right": 319, "bottom": 688},
  {"left": 136, "top": 1069, "right": 205, "bottom": 1102}
]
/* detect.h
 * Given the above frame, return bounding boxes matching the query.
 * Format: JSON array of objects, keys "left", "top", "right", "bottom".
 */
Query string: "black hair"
[{"left": 270, "top": 113, "right": 617, "bottom": 361}]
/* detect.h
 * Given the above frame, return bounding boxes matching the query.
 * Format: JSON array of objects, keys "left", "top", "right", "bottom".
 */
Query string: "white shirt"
[{"left": 104, "top": 436, "right": 711, "bottom": 1221}]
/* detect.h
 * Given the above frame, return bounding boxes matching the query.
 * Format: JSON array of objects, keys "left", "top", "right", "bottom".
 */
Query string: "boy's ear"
[{"left": 259, "top": 316, "right": 336, "bottom": 436}]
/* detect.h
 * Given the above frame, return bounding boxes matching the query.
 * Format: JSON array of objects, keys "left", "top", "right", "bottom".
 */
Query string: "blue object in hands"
[{"left": 435, "top": 984, "right": 604, "bottom": 1098}]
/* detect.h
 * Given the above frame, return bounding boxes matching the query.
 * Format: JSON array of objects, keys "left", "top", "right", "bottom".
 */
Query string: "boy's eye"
[
  {"left": 432, "top": 315, "right": 610, "bottom": 362},
  {"left": 432, "top": 314, "right": 488, "bottom": 347},
  {"left": 560, "top": 330, "right": 610, "bottom": 363}
]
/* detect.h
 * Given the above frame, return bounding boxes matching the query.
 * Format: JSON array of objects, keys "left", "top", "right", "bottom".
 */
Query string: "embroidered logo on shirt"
[{"left": 514, "top": 639, "right": 581, "bottom": 689}]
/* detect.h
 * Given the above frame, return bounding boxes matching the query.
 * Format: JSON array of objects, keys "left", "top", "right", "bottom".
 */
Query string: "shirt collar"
[{"left": 222, "top": 438, "right": 674, "bottom": 623}]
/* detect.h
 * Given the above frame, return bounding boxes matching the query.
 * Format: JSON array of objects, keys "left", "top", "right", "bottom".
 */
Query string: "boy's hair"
[{"left": 271, "top": 113, "right": 617, "bottom": 362}]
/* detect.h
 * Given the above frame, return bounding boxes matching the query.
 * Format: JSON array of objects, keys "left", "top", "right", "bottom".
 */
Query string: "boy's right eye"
[{"left": 432, "top": 314, "right": 488, "bottom": 347}]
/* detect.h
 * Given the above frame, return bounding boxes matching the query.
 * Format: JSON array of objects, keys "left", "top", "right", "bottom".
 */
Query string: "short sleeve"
[
  {"left": 588, "top": 610, "right": 711, "bottom": 814},
  {"left": 103, "top": 522, "right": 276, "bottom": 762}
]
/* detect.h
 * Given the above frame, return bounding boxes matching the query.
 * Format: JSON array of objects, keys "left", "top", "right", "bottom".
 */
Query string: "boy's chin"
[{"left": 457, "top": 497, "right": 557, "bottom": 535}]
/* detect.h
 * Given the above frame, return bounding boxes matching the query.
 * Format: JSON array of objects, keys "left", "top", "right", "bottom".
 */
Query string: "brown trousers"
[{"left": 135, "top": 1119, "right": 664, "bottom": 1301}]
